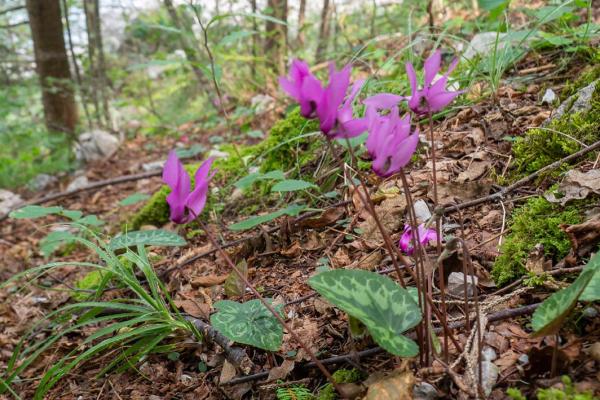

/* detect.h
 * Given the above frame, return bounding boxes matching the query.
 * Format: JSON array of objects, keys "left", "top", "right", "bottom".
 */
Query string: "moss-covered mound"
[
  {"left": 129, "top": 108, "right": 320, "bottom": 229},
  {"left": 491, "top": 196, "right": 584, "bottom": 286},
  {"left": 512, "top": 74, "right": 599, "bottom": 178}
]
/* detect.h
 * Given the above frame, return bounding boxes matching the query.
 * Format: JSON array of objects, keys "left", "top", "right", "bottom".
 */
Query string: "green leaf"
[
  {"left": 40, "top": 231, "right": 77, "bottom": 258},
  {"left": 234, "top": 170, "right": 284, "bottom": 190},
  {"left": 228, "top": 204, "right": 306, "bottom": 231},
  {"left": 580, "top": 255, "right": 600, "bottom": 302},
  {"left": 309, "top": 270, "right": 422, "bottom": 357},
  {"left": 61, "top": 210, "right": 83, "bottom": 220},
  {"left": 75, "top": 215, "right": 104, "bottom": 226},
  {"left": 478, "top": 0, "right": 510, "bottom": 12},
  {"left": 531, "top": 252, "right": 600, "bottom": 336},
  {"left": 271, "top": 179, "right": 317, "bottom": 192},
  {"left": 210, "top": 299, "right": 283, "bottom": 351},
  {"left": 119, "top": 193, "right": 151, "bottom": 206},
  {"left": 175, "top": 144, "right": 206, "bottom": 159},
  {"left": 10, "top": 205, "right": 62, "bottom": 219},
  {"left": 109, "top": 230, "right": 186, "bottom": 250}
]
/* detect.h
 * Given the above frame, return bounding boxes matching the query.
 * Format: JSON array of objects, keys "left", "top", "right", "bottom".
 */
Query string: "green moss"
[
  {"left": 317, "top": 369, "right": 363, "bottom": 400},
  {"left": 72, "top": 270, "right": 111, "bottom": 301},
  {"left": 129, "top": 108, "right": 321, "bottom": 229},
  {"left": 492, "top": 197, "right": 583, "bottom": 286},
  {"left": 511, "top": 78, "right": 599, "bottom": 179},
  {"left": 508, "top": 376, "right": 595, "bottom": 400}
]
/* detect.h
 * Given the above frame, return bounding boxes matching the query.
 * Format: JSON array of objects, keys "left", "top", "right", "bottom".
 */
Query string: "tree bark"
[
  {"left": 163, "top": 0, "right": 207, "bottom": 88},
  {"left": 315, "top": 0, "right": 331, "bottom": 62},
  {"left": 296, "top": 0, "right": 306, "bottom": 47},
  {"left": 25, "top": 0, "right": 78, "bottom": 134},
  {"left": 264, "top": 0, "right": 287, "bottom": 74}
]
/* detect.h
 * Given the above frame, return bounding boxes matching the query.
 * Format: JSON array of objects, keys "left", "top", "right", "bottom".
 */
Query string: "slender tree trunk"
[
  {"left": 315, "top": 0, "right": 331, "bottom": 62},
  {"left": 163, "top": 0, "right": 207, "bottom": 87},
  {"left": 250, "top": 0, "right": 258, "bottom": 78},
  {"left": 297, "top": 0, "right": 306, "bottom": 47},
  {"left": 26, "top": 0, "right": 78, "bottom": 134},
  {"left": 92, "top": 0, "right": 111, "bottom": 128},
  {"left": 264, "top": 0, "right": 287, "bottom": 74},
  {"left": 83, "top": 0, "right": 100, "bottom": 126}
]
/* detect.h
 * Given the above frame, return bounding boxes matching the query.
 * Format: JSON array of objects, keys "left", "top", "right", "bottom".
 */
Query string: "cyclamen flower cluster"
[
  {"left": 280, "top": 50, "right": 461, "bottom": 178},
  {"left": 161, "top": 50, "right": 461, "bottom": 228}
]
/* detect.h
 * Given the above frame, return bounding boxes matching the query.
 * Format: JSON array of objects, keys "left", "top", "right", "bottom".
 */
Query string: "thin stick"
[{"left": 198, "top": 221, "right": 342, "bottom": 394}]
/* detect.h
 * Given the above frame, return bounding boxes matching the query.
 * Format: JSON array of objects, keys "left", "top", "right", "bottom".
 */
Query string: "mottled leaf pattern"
[
  {"left": 580, "top": 253, "right": 600, "bottom": 302},
  {"left": 108, "top": 230, "right": 186, "bottom": 250},
  {"left": 309, "top": 270, "right": 421, "bottom": 357},
  {"left": 532, "top": 252, "right": 600, "bottom": 336},
  {"left": 10, "top": 205, "right": 63, "bottom": 219},
  {"left": 210, "top": 299, "right": 283, "bottom": 351}
]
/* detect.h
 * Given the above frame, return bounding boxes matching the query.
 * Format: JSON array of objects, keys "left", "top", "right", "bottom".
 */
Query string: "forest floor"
[{"left": 1, "top": 51, "right": 599, "bottom": 400}]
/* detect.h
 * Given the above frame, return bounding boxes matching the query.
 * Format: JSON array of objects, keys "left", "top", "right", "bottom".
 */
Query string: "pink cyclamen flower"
[
  {"left": 399, "top": 224, "right": 438, "bottom": 255},
  {"left": 405, "top": 50, "right": 463, "bottom": 115},
  {"left": 363, "top": 96, "right": 419, "bottom": 177},
  {"left": 280, "top": 60, "right": 367, "bottom": 139},
  {"left": 162, "top": 150, "right": 215, "bottom": 224},
  {"left": 279, "top": 59, "right": 324, "bottom": 118}
]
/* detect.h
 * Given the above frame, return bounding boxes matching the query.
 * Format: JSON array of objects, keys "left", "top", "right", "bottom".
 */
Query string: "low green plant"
[
  {"left": 317, "top": 369, "right": 363, "bottom": 400},
  {"left": 492, "top": 197, "right": 583, "bottom": 286},
  {"left": 507, "top": 376, "right": 596, "bottom": 400},
  {"left": 276, "top": 384, "right": 314, "bottom": 400}
]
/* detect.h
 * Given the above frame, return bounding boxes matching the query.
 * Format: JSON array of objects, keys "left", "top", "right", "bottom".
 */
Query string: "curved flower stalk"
[
  {"left": 405, "top": 50, "right": 463, "bottom": 115},
  {"left": 280, "top": 60, "right": 367, "bottom": 140},
  {"left": 162, "top": 151, "right": 216, "bottom": 224},
  {"left": 364, "top": 98, "right": 419, "bottom": 178},
  {"left": 399, "top": 223, "right": 438, "bottom": 255}
]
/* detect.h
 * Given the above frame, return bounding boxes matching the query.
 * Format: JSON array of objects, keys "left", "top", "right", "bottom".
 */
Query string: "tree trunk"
[
  {"left": 315, "top": 0, "right": 331, "bottom": 62},
  {"left": 25, "top": 0, "right": 78, "bottom": 134},
  {"left": 264, "top": 0, "right": 287, "bottom": 74},
  {"left": 84, "top": 0, "right": 111, "bottom": 128},
  {"left": 163, "top": 0, "right": 207, "bottom": 87},
  {"left": 296, "top": 0, "right": 306, "bottom": 47}
]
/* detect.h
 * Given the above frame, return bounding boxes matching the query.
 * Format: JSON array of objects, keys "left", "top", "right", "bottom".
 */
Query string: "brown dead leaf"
[
  {"left": 220, "top": 360, "right": 237, "bottom": 384},
  {"left": 224, "top": 259, "right": 248, "bottom": 297},
  {"left": 457, "top": 161, "right": 489, "bottom": 183},
  {"left": 561, "top": 213, "right": 600, "bottom": 257},
  {"left": 358, "top": 194, "right": 406, "bottom": 247},
  {"left": 266, "top": 359, "right": 295, "bottom": 382},
  {"left": 191, "top": 274, "right": 228, "bottom": 288},
  {"left": 281, "top": 241, "right": 302, "bottom": 258},
  {"left": 546, "top": 169, "right": 600, "bottom": 205},
  {"left": 525, "top": 244, "right": 551, "bottom": 275},
  {"left": 299, "top": 207, "right": 344, "bottom": 229},
  {"left": 436, "top": 181, "right": 491, "bottom": 205},
  {"left": 174, "top": 299, "right": 210, "bottom": 319},
  {"left": 366, "top": 370, "right": 415, "bottom": 400},
  {"left": 332, "top": 247, "right": 351, "bottom": 268}
]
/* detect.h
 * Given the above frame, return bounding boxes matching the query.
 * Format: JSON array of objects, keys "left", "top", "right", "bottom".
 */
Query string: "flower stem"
[{"left": 198, "top": 221, "right": 342, "bottom": 394}]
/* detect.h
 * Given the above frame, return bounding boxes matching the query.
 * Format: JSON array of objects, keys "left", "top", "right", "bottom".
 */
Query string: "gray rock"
[
  {"left": 412, "top": 199, "right": 432, "bottom": 223},
  {"left": 545, "top": 79, "right": 598, "bottom": 125},
  {"left": 28, "top": 173, "right": 58, "bottom": 191},
  {"left": 413, "top": 382, "right": 438, "bottom": 400},
  {"left": 447, "top": 272, "right": 478, "bottom": 297},
  {"left": 541, "top": 88, "right": 557, "bottom": 105},
  {"left": 250, "top": 94, "right": 275, "bottom": 114},
  {"left": 141, "top": 160, "right": 164, "bottom": 171},
  {"left": 518, "top": 354, "right": 529, "bottom": 365},
  {"left": 0, "top": 189, "right": 23, "bottom": 215},
  {"left": 480, "top": 361, "right": 499, "bottom": 396},
  {"left": 463, "top": 32, "right": 508, "bottom": 60},
  {"left": 66, "top": 175, "right": 89, "bottom": 191},
  {"left": 482, "top": 346, "right": 497, "bottom": 361},
  {"left": 75, "top": 130, "right": 120, "bottom": 162}
]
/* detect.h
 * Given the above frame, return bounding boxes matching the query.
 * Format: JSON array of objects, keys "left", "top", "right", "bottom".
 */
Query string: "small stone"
[
  {"left": 208, "top": 149, "right": 229, "bottom": 159},
  {"left": 413, "top": 382, "right": 438, "bottom": 400},
  {"left": 28, "top": 173, "right": 58, "bottom": 191},
  {"left": 141, "top": 160, "right": 164, "bottom": 171},
  {"left": 74, "top": 130, "right": 120, "bottom": 162},
  {"left": 66, "top": 175, "right": 89, "bottom": 191},
  {"left": 463, "top": 32, "right": 508, "bottom": 60},
  {"left": 588, "top": 342, "right": 600, "bottom": 362},
  {"left": 518, "top": 354, "right": 529, "bottom": 365},
  {"left": 447, "top": 272, "right": 478, "bottom": 297},
  {"left": 480, "top": 361, "right": 499, "bottom": 396},
  {"left": 412, "top": 199, "right": 432, "bottom": 223},
  {"left": 0, "top": 189, "right": 23, "bottom": 215},
  {"left": 582, "top": 307, "right": 598, "bottom": 319},
  {"left": 541, "top": 88, "right": 557, "bottom": 105},
  {"left": 482, "top": 346, "right": 497, "bottom": 362},
  {"left": 545, "top": 79, "right": 598, "bottom": 125},
  {"left": 250, "top": 94, "right": 275, "bottom": 114}
]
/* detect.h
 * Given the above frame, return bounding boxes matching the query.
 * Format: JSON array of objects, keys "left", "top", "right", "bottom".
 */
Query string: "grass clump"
[
  {"left": 129, "top": 108, "right": 320, "bottom": 229},
  {"left": 492, "top": 196, "right": 583, "bottom": 286}
]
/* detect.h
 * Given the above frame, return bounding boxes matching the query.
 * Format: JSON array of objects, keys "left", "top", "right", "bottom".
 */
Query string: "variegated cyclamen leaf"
[
  {"left": 309, "top": 270, "right": 421, "bottom": 357},
  {"left": 210, "top": 299, "right": 283, "bottom": 351},
  {"left": 108, "top": 229, "right": 186, "bottom": 250},
  {"left": 531, "top": 252, "right": 600, "bottom": 336},
  {"left": 580, "top": 253, "right": 600, "bottom": 302}
]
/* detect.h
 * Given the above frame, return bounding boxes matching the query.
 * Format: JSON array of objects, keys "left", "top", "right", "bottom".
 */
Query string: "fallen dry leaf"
[
  {"left": 561, "top": 213, "right": 600, "bottom": 257},
  {"left": 266, "top": 359, "right": 295, "bottom": 382},
  {"left": 299, "top": 207, "right": 345, "bottom": 229},
  {"left": 546, "top": 169, "right": 600, "bottom": 205},
  {"left": 365, "top": 370, "right": 415, "bottom": 400},
  {"left": 191, "top": 274, "right": 228, "bottom": 287},
  {"left": 173, "top": 299, "right": 210, "bottom": 319}
]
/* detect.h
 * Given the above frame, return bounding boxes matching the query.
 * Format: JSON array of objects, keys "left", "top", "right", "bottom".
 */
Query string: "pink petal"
[
  {"left": 163, "top": 150, "right": 191, "bottom": 224},
  {"left": 424, "top": 50, "right": 441, "bottom": 87},
  {"left": 364, "top": 93, "right": 404, "bottom": 110}
]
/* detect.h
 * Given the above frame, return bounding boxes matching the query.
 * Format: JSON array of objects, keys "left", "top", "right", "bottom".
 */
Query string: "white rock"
[
  {"left": 412, "top": 199, "right": 432, "bottom": 223},
  {"left": 66, "top": 175, "right": 89, "bottom": 191},
  {"left": 480, "top": 361, "right": 499, "bottom": 396},
  {"left": 0, "top": 189, "right": 22, "bottom": 215},
  {"left": 75, "top": 130, "right": 120, "bottom": 162},
  {"left": 413, "top": 382, "right": 438, "bottom": 400},
  {"left": 447, "top": 272, "right": 479, "bottom": 297},
  {"left": 541, "top": 88, "right": 557, "bottom": 105},
  {"left": 482, "top": 346, "right": 497, "bottom": 361},
  {"left": 141, "top": 160, "right": 165, "bottom": 171},
  {"left": 463, "top": 32, "right": 508, "bottom": 61},
  {"left": 28, "top": 173, "right": 58, "bottom": 190},
  {"left": 546, "top": 79, "right": 598, "bottom": 125},
  {"left": 250, "top": 94, "right": 275, "bottom": 114},
  {"left": 208, "top": 149, "right": 230, "bottom": 159}
]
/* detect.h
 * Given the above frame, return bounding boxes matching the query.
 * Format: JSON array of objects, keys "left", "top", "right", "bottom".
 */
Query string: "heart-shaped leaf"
[
  {"left": 10, "top": 205, "right": 63, "bottom": 219},
  {"left": 271, "top": 179, "right": 316, "bottom": 192},
  {"left": 109, "top": 230, "right": 186, "bottom": 250},
  {"left": 531, "top": 252, "right": 600, "bottom": 336},
  {"left": 309, "top": 269, "right": 421, "bottom": 357},
  {"left": 228, "top": 204, "right": 306, "bottom": 231},
  {"left": 210, "top": 299, "right": 283, "bottom": 351},
  {"left": 119, "top": 193, "right": 150, "bottom": 206},
  {"left": 580, "top": 267, "right": 599, "bottom": 302}
]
